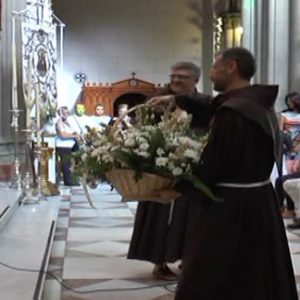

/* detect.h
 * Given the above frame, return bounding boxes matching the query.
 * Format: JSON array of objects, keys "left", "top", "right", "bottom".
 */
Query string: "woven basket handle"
[
  {"left": 110, "top": 100, "right": 177, "bottom": 138},
  {"left": 110, "top": 103, "right": 150, "bottom": 136}
]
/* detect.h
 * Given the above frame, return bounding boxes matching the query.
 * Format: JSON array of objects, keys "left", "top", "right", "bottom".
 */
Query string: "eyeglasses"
[{"left": 169, "top": 74, "right": 193, "bottom": 80}]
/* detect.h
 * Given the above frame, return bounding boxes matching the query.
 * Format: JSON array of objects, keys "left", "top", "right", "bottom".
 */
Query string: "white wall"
[{"left": 53, "top": 0, "right": 204, "bottom": 108}]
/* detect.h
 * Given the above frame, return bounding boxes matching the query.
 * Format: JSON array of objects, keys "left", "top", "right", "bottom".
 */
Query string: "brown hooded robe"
[{"left": 175, "top": 85, "right": 298, "bottom": 300}]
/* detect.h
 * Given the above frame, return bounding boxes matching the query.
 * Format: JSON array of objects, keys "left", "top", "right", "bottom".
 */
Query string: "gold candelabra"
[{"left": 39, "top": 145, "right": 60, "bottom": 196}]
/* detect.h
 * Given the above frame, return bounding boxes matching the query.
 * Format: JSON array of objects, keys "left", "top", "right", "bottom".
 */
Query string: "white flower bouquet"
[{"left": 74, "top": 104, "right": 217, "bottom": 202}]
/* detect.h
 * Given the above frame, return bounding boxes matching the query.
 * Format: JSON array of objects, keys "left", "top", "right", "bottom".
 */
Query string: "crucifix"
[{"left": 131, "top": 72, "right": 136, "bottom": 79}]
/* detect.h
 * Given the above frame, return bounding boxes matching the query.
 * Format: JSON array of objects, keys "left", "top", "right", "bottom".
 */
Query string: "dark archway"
[{"left": 113, "top": 93, "right": 147, "bottom": 116}]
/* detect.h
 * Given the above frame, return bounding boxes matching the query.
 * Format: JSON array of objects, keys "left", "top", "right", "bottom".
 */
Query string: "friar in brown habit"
[
  {"left": 150, "top": 47, "right": 298, "bottom": 300},
  {"left": 127, "top": 61, "right": 213, "bottom": 280}
]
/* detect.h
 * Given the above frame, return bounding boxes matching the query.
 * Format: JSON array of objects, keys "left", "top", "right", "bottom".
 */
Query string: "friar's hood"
[
  {"left": 216, "top": 84, "right": 281, "bottom": 175},
  {"left": 222, "top": 84, "right": 278, "bottom": 109},
  {"left": 217, "top": 84, "right": 279, "bottom": 133},
  {"left": 212, "top": 84, "right": 277, "bottom": 109}
]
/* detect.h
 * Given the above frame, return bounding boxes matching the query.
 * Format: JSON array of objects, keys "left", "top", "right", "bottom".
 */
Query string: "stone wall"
[{"left": 52, "top": 0, "right": 205, "bottom": 108}]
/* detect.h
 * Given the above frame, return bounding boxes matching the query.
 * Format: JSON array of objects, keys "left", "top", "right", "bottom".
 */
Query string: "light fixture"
[{"left": 74, "top": 72, "right": 87, "bottom": 84}]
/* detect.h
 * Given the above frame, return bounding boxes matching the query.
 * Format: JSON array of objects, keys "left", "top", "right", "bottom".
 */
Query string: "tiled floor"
[
  {"left": 42, "top": 183, "right": 300, "bottom": 300},
  {"left": 42, "top": 184, "right": 176, "bottom": 300}
]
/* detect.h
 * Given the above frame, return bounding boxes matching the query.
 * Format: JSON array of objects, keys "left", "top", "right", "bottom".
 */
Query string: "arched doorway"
[{"left": 113, "top": 93, "right": 147, "bottom": 116}]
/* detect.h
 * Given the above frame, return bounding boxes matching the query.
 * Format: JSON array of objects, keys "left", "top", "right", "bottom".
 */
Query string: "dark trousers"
[
  {"left": 275, "top": 172, "right": 300, "bottom": 210},
  {"left": 56, "top": 147, "right": 73, "bottom": 186}
]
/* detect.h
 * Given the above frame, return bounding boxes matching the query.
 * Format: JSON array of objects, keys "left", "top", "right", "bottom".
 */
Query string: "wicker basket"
[{"left": 106, "top": 169, "right": 181, "bottom": 203}]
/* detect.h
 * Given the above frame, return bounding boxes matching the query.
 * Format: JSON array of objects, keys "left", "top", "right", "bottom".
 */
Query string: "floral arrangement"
[{"left": 74, "top": 104, "right": 218, "bottom": 201}]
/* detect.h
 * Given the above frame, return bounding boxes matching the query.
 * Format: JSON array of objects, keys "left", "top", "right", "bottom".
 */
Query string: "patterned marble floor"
[
  {"left": 42, "top": 183, "right": 300, "bottom": 300},
  {"left": 42, "top": 184, "right": 177, "bottom": 300}
]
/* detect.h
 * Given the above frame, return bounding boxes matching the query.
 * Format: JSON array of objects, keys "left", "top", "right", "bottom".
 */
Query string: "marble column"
[
  {"left": 242, "top": 0, "right": 269, "bottom": 85},
  {"left": 0, "top": 0, "right": 27, "bottom": 171},
  {"left": 267, "top": 0, "right": 289, "bottom": 110},
  {"left": 242, "top": 0, "right": 289, "bottom": 110},
  {"left": 288, "top": 0, "right": 300, "bottom": 93},
  {"left": 201, "top": 0, "right": 214, "bottom": 95}
]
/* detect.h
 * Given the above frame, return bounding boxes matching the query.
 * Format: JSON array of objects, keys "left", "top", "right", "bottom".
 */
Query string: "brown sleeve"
[{"left": 175, "top": 94, "right": 213, "bottom": 130}]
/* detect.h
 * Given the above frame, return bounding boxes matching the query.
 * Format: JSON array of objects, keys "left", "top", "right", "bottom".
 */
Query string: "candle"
[
  {"left": 26, "top": 55, "right": 33, "bottom": 128},
  {"left": 11, "top": 17, "right": 18, "bottom": 110},
  {"left": 35, "top": 83, "right": 41, "bottom": 147},
  {"left": 26, "top": 107, "right": 31, "bottom": 129}
]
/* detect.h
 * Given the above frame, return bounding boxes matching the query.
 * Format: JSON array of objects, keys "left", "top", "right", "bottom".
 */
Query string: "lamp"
[{"left": 213, "top": 0, "right": 243, "bottom": 51}]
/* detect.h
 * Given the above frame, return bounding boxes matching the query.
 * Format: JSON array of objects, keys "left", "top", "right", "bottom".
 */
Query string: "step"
[
  {"left": 0, "top": 194, "right": 61, "bottom": 300},
  {"left": 0, "top": 185, "right": 21, "bottom": 232}
]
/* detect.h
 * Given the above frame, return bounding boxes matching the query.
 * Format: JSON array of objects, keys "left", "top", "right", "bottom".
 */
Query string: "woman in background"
[{"left": 55, "top": 106, "right": 80, "bottom": 186}]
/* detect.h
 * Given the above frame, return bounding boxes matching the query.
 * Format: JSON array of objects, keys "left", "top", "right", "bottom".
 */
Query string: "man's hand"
[{"left": 147, "top": 95, "right": 175, "bottom": 106}]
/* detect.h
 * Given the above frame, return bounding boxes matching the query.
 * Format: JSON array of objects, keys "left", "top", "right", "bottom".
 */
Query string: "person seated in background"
[
  {"left": 274, "top": 131, "right": 298, "bottom": 218},
  {"left": 281, "top": 92, "right": 300, "bottom": 137},
  {"left": 282, "top": 92, "right": 300, "bottom": 113},
  {"left": 275, "top": 93, "right": 300, "bottom": 218},
  {"left": 109, "top": 103, "right": 133, "bottom": 129},
  {"left": 283, "top": 176, "right": 300, "bottom": 229},
  {"left": 55, "top": 106, "right": 80, "bottom": 186},
  {"left": 92, "top": 103, "right": 111, "bottom": 131}
]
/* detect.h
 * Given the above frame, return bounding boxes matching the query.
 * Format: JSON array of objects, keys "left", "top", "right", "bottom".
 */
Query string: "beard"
[
  {"left": 212, "top": 78, "right": 229, "bottom": 92},
  {"left": 211, "top": 73, "right": 231, "bottom": 92},
  {"left": 213, "top": 83, "right": 225, "bottom": 92}
]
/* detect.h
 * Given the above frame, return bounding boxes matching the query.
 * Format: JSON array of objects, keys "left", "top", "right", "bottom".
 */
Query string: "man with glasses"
[
  {"left": 169, "top": 62, "right": 202, "bottom": 93},
  {"left": 127, "top": 61, "right": 213, "bottom": 280}
]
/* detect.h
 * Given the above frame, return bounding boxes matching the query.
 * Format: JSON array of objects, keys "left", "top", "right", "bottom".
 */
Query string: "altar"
[{"left": 82, "top": 76, "right": 166, "bottom": 116}]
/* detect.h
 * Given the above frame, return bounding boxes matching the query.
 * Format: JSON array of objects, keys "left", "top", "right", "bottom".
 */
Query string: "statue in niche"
[
  {"left": 37, "top": 49, "right": 48, "bottom": 77},
  {"left": 36, "top": 29, "right": 49, "bottom": 77}
]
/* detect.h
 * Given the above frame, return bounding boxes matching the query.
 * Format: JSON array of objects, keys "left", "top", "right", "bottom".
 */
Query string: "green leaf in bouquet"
[
  {"left": 113, "top": 149, "right": 140, "bottom": 169},
  {"left": 85, "top": 156, "right": 109, "bottom": 178},
  {"left": 148, "top": 128, "right": 166, "bottom": 156},
  {"left": 185, "top": 174, "right": 223, "bottom": 202}
]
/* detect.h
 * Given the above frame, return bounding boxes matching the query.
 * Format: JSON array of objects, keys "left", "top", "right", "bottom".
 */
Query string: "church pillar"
[
  {"left": 242, "top": 0, "right": 289, "bottom": 110},
  {"left": 201, "top": 0, "right": 214, "bottom": 94},
  {"left": 0, "top": 0, "right": 27, "bottom": 178},
  {"left": 242, "top": 0, "right": 269, "bottom": 84},
  {"left": 267, "top": 0, "right": 289, "bottom": 108},
  {"left": 288, "top": 0, "right": 300, "bottom": 92}
]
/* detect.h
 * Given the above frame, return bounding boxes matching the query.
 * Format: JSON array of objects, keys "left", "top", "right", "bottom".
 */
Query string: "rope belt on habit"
[
  {"left": 216, "top": 179, "right": 270, "bottom": 188},
  {"left": 167, "top": 179, "right": 271, "bottom": 225}
]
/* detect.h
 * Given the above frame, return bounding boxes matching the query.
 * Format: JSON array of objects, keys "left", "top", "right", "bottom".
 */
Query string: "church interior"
[{"left": 1, "top": 0, "right": 300, "bottom": 299}]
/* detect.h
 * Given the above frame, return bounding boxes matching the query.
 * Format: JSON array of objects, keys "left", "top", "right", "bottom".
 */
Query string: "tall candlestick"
[
  {"left": 26, "top": 55, "right": 33, "bottom": 128},
  {"left": 26, "top": 107, "right": 31, "bottom": 129},
  {"left": 11, "top": 17, "right": 18, "bottom": 110},
  {"left": 35, "top": 83, "right": 41, "bottom": 147}
]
